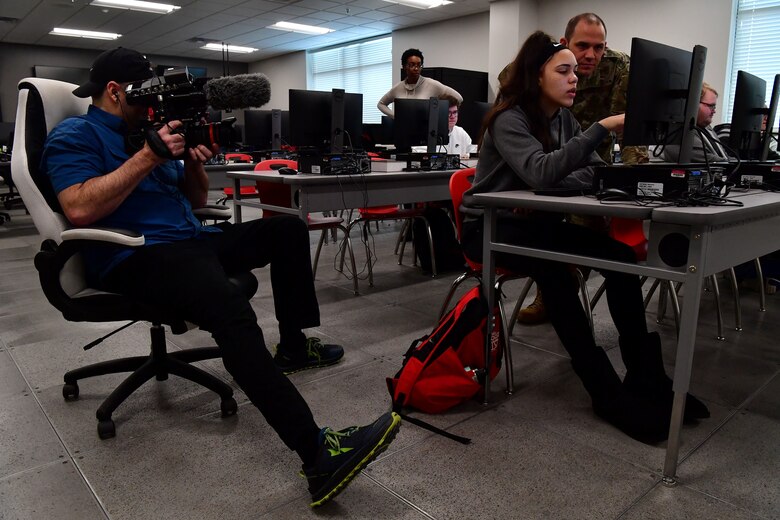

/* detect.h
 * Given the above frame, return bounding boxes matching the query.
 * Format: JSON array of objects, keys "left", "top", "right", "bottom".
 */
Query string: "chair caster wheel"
[
  {"left": 62, "top": 383, "right": 79, "bottom": 400},
  {"left": 97, "top": 419, "right": 116, "bottom": 440},
  {"left": 220, "top": 397, "right": 237, "bottom": 417}
]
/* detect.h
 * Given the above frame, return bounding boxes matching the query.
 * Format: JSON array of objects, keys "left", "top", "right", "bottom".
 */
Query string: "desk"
[
  {"left": 226, "top": 169, "right": 455, "bottom": 223},
  {"left": 473, "top": 190, "right": 780, "bottom": 484},
  {"left": 205, "top": 163, "right": 256, "bottom": 190}
]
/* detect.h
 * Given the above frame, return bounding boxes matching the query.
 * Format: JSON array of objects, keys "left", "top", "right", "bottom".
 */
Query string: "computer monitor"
[
  {"left": 623, "top": 37, "right": 707, "bottom": 163},
  {"left": 289, "top": 89, "right": 363, "bottom": 153},
  {"left": 762, "top": 74, "right": 780, "bottom": 162},
  {"left": 458, "top": 100, "right": 491, "bottom": 142},
  {"left": 393, "top": 98, "right": 449, "bottom": 153},
  {"left": 244, "top": 109, "right": 290, "bottom": 150},
  {"left": 728, "top": 71, "right": 767, "bottom": 160}
]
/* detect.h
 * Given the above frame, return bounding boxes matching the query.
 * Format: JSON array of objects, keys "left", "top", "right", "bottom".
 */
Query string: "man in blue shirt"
[{"left": 42, "top": 47, "right": 400, "bottom": 507}]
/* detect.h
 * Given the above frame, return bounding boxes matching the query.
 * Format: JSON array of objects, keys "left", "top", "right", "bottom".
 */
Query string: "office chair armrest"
[
  {"left": 61, "top": 227, "right": 145, "bottom": 247},
  {"left": 35, "top": 228, "right": 152, "bottom": 323},
  {"left": 193, "top": 204, "right": 231, "bottom": 221}
]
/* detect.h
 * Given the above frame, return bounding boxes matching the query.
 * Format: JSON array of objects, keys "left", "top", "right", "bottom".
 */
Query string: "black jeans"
[
  {"left": 103, "top": 216, "right": 321, "bottom": 453},
  {"left": 462, "top": 214, "right": 648, "bottom": 359}
]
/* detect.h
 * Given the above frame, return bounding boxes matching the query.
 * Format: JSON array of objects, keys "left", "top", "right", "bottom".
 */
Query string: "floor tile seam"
[
  {"left": 68, "top": 458, "right": 115, "bottom": 519},
  {"left": 361, "top": 470, "right": 439, "bottom": 519},
  {"left": 676, "top": 369, "right": 780, "bottom": 470},
  {"left": 508, "top": 337, "right": 571, "bottom": 360},
  {"left": 288, "top": 356, "right": 387, "bottom": 387},
  {"left": 613, "top": 475, "right": 664, "bottom": 519},
  {"left": 527, "top": 418, "right": 672, "bottom": 477},
  {"left": 0, "top": 458, "right": 73, "bottom": 484},
  {"left": 662, "top": 480, "right": 775, "bottom": 520},
  {"left": 4, "top": 343, "right": 112, "bottom": 519}
]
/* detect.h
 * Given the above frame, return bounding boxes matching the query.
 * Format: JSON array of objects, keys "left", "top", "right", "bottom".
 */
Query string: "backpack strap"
[{"left": 392, "top": 406, "right": 471, "bottom": 444}]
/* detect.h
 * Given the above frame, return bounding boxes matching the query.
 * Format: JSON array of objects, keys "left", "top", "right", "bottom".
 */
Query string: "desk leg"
[
  {"left": 482, "top": 208, "right": 497, "bottom": 405},
  {"left": 663, "top": 226, "right": 707, "bottom": 485},
  {"left": 296, "top": 189, "right": 309, "bottom": 222},
  {"left": 233, "top": 177, "right": 243, "bottom": 223}
]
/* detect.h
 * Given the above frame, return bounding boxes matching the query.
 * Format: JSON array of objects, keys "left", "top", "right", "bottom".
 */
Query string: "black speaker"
[{"left": 658, "top": 232, "right": 689, "bottom": 267}]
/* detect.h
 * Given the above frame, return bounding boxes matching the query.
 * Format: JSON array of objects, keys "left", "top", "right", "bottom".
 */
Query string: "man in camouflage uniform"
[
  {"left": 507, "top": 13, "right": 649, "bottom": 324},
  {"left": 562, "top": 13, "right": 648, "bottom": 165}
]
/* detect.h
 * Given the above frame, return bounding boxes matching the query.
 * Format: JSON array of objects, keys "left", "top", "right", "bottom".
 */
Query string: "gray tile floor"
[{"left": 1, "top": 195, "right": 778, "bottom": 520}]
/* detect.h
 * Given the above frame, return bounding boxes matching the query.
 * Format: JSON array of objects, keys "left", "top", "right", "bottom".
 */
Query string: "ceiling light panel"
[
  {"left": 90, "top": 0, "right": 181, "bottom": 15},
  {"left": 268, "top": 21, "right": 334, "bottom": 35},
  {"left": 50, "top": 27, "right": 121, "bottom": 40},
  {"left": 201, "top": 43, "right": 258, "bottom": 54},
  {"left": 381, "top": 0, "right": 452, "bottom": 8}
]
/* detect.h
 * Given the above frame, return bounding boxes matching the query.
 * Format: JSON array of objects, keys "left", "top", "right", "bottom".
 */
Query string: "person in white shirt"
[
  {"left": 377, "top": 48, "right": 463, "bottom": 119},
  {"left": 662, "top": 82, "right": 728, "bottom": 162},
  {"left": 445, "top": 102, "right": 474, "bottom": 158}
]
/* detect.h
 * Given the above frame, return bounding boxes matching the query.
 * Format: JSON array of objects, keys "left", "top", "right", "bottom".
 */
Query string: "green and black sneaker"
[
  {"left": 274, "top": 337, "right": 344, "bottom": 375},
  {"left": 303, "top": 412, "right": 401, "bottom": 508}
]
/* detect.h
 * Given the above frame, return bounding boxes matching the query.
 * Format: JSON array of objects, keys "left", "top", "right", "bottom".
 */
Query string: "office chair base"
[{"left": 63, "top": 325, "right": 237, "bottom": 440}]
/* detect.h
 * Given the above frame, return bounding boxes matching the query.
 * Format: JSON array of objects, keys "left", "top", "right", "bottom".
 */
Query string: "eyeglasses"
[
  {"left": 700, "top": 101, "right": 717, "bottom": 111},
  {"left": 405, "top": 62, "right": 422, "bottom": 70},
  {"left": 448, "top": 110, "right": 458, "bottom": 117}
]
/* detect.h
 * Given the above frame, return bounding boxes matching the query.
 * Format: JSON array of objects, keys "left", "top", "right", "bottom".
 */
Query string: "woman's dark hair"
[
  {"left": 401, "top": 48, "right": 423, "bottom": 67},
  {"left": 480, "top": 31, "right": 558, "bottom": 152}
]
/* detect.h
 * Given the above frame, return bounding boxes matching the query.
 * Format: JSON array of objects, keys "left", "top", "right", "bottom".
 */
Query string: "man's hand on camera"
[
  {"left": 186, "top": 143, "right": 220, "bottom": 164},
  {"left": 159, "top": 120, "right": 186, "bottom": 157},
  {"left": 143, "top": 119, "right": 186, "bottom": 163}
]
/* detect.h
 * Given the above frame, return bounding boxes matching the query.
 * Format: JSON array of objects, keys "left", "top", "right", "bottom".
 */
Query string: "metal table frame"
[
  {"left": 225, "top": 169, "right": 456, "bottom": 223},
  {"left": 473, "top": 189, "right": 780, "bottom": 485}
]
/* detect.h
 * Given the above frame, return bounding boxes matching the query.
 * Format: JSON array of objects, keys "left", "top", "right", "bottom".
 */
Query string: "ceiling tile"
[{"left": 1, "top": 0, "right": 490, "bottom": 62}]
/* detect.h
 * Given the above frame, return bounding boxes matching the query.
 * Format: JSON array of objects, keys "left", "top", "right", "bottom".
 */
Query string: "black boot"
[
  {"left": 620, "top": 332, "right": 710, "bottom": 421},
  {"left": 571, "top": 348, "right": 670, "bottom": 444}
]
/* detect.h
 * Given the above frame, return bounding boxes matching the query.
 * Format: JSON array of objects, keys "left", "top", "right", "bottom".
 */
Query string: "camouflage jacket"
[
  {"left": 497, "top": 48, "right": 648, "bottom": 164},
  {"left": 571, "top": 48, "right": 648, "bottom": 164}
]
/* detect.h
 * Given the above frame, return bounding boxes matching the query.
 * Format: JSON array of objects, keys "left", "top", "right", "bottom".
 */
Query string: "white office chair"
[{"left": 12, "top": 77, "right": 256, "bottom": 439}]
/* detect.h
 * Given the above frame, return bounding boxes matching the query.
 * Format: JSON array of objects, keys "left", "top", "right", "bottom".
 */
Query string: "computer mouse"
[
  {"left": 277, "top": 167, "right": 298, "bottom": 175},
  {"left": 596, "top": 188, "right": 633, "bottom": 201}
]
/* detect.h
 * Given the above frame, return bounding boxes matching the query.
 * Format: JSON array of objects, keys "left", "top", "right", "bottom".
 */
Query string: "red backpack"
[{"left": 386, "top": 286, "right": 503, "bottom": 442}]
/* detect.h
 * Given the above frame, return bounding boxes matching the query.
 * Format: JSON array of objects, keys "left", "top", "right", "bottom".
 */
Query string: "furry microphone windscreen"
[{"left": 204, "top": 73, "right": 271, "bottom": 110}]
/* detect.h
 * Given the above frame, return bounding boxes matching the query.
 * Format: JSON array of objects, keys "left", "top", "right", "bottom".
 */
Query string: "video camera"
[{"left": 125, "top": 68, "right": 236, "bottom": 155}]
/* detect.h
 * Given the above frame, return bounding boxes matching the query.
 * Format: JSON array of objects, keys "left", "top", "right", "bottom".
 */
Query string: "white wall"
[
  {"left": 488, "top": 0, "right": 539, "bottom": 100},
  {"left": 248, "top": 52, "right": 307, "bottom": 110},
  {"left": 537, "top": 0, "right": 735, "bottom": 124},
  {"left": 392, "top": 13, "right": 490, "bottom": 84}
]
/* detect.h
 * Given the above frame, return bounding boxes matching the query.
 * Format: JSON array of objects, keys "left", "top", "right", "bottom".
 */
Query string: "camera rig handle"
[{"left": 144, "top": 126, "right": 176, "bottom": 160}]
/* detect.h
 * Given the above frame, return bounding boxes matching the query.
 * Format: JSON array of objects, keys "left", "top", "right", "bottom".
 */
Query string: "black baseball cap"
[{"left": 73, "top": 47, "right": 154, "bottom": 98}]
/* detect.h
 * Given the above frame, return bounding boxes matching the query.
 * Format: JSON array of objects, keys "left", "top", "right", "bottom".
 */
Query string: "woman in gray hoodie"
[{"left": 462, "top": 31, "right": 708, "bottom": 444}]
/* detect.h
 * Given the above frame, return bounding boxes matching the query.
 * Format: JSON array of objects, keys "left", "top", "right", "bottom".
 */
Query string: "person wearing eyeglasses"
[
  {"left": 377, "top": 48, "right": 463, "bottom": 118},
  {"left": 662, "top": 82, "right": 728, "bottom": 162},
  {"left": 413, "top": 98, "right": 475, "bottom": 157},
  {"left": 445, "top": 101, "right": 474, "bottom": 159}
]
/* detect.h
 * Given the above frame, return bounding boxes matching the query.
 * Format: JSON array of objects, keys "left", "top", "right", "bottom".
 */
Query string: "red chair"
[
  {"left": 224, "top": 153, "right": 253, "bottom": 163},
  {"left": 253, "top": 160, "right": 359, "bottom": 295},
  {"left": 439, "top": 168, "right": 532, "bottom": 393},
  {"left": 444, "top": 168, "right": 598, "bottom": 392}
]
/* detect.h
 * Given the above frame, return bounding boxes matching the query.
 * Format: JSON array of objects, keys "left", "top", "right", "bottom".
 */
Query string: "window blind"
[
  {"left": 727, "top": 0, "right": 780, "bottom": 130},
  {"left": 308, "top": 36, "right": 392, "bottom": 124}
]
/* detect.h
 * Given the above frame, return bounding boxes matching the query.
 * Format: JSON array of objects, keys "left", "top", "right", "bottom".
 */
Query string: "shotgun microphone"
[{"left": 204, "top": 73, "right": 271, "bottom": 110}]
